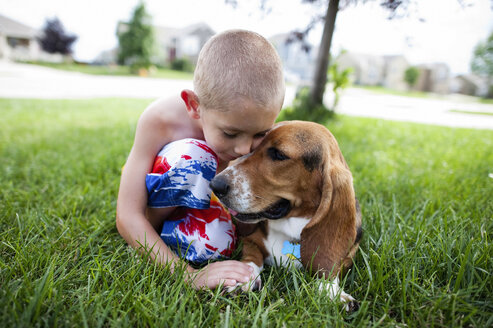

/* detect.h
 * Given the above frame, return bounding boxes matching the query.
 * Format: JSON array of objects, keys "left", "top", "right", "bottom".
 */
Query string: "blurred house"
[
  {"left": 382, "top": 55, "right": 409, "bottom": 91},
  {"left": 336, "top": 52, "right": 385, "bottom": 87},
  {"left": 450, "top": 74, "right": 489, "bottom": 97},
  {"left": 111, "top": 22, "right": 214, "bottom": 66},
  {"left": 153, "top": 22, "right": 214, "bottom": 65},
  {"left": 413, "top": 63, "right": 450, "bottom": 94},
  {"left": 0, "top": 14, "right": 65, "bottom": 63},
  {"left": 93, "top": 48, "right": 119, "bottom": 65},
  {"left": 269, "top": 33, "right": 316, "bottom": 84},
  {"left": 0, "top": 14, "right": 42, "bottom": 62},
  {"left": 336, "top": 51, "right": 453, "bottom": 93},
  {"left": 0, "top": 14, "right": 38, "bottom": 61}
]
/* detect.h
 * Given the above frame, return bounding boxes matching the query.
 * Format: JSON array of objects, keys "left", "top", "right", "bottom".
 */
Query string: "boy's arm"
[
  {"left": 116, "top": 105, "right": 179, "bottom": 267},
  {"left": 116, "top": 98, "right": 254, "bottom": 289}
]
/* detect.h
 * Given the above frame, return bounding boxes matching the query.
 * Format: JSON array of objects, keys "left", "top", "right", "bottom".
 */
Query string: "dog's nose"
[{"left": 210, "top": 176, "right": 230, "bottom": 198}]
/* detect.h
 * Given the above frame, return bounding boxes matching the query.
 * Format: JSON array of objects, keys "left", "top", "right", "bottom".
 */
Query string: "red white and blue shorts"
[{"left": 145, "top": 138, "right": 236, "bottom": 264}]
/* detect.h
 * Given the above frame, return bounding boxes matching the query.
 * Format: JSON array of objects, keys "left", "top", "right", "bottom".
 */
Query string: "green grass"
[
  {"left": 449, "top": 109, "right": 493, "bottom": 116},
  {"left": 357, "top": 85, "right": 493, "bottom": 105},
  {"left": 478, "top": 98, "right": 493, "bottom": 105},
  {"left": 1, "top": 98, "right": 492, "bottom": 327},
  {"left": 355, "top": 85, "right": 437, "bottom": 99},
  {"left": 20, "top": 61, "right": 194, "bottom": 80}
]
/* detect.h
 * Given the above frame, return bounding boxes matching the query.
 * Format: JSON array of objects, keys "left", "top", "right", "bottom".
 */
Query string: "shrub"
[
  {"left": 277, "top": 87, "right": 334, "bottom": 123},
  {"left": 329, "top": 63, "right": 352, "bottom": 110},
  {"left": 170, "top": 58, "right": 194, "bottom": 72},
  {"left": 404, "top": 66, "right": 420, "bottom": 89}
]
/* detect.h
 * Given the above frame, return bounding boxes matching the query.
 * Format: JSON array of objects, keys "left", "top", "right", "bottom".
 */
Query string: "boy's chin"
[{"left": 219, "top": 154, "right": 238, "bottom": 162}]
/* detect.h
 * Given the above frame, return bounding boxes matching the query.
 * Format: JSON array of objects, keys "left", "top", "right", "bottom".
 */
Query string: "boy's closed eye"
[
  {"left": 223, "top": 131, "right": 238, "bottom": 138},
  {"left": 222, "top": 129, "right": 269, "bottom": 139},
  {"left": 254, "top": 131, "right": 268, "bottom": 139}
]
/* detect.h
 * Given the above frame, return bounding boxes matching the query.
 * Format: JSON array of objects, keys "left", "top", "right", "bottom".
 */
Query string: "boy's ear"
[{"left": 181, "top": 90, "right": 200, "bottom": 119}]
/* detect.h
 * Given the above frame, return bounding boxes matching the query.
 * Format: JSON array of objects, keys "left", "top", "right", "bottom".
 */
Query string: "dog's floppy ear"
[{"left": 300, "top": 136, "right": 358, "bottom": 278}]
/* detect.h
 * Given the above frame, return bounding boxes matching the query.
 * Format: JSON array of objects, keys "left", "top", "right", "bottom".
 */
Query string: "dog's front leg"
[
  {"left": 226, "top": 235, "right": 265, "bottom": 292},
  {"left": 319, "top": 276, "right": 358, "bottom": 312}
]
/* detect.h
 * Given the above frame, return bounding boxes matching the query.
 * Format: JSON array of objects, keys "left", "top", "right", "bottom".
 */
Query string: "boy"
[{"left": 116, "top": 30, "right": 285, "bottom": 290}]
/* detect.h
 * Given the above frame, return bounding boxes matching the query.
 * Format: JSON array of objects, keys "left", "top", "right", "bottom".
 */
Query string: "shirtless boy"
[{"left": 116, "top": 29, "right": 285, "bottom": 289}]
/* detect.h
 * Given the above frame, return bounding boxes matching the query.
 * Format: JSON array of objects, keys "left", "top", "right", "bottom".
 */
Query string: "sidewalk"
[
  {"left": 0, "top": 61, "right": 193, "bottom": 99},
  {"left": 334, "top": 88, "right": 493, "bottom": 130},
  {"left": 1, "top": 61, "right": 493, "bottom": 130}
]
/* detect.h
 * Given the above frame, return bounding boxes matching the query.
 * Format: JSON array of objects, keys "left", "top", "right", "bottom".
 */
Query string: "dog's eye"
[{"left": 267, "top": 147, "right": 289, "bottom": 161}]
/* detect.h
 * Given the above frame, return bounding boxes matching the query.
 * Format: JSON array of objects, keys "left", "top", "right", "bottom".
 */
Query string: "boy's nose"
[{"left": 234, "top": 139, "right": 252, "bottom": 156}]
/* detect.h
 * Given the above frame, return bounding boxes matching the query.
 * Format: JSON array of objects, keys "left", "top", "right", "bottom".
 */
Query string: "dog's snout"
[{"left": 210, "top": 176, "right": 230, "bottom": 198}]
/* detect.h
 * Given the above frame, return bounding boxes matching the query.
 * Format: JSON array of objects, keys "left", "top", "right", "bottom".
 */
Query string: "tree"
[
  {"left": 404, "top": 66, "right": 420, "bottom": 90},
  {"left": 226, "top": 0, "right": 409, "bottom": 119},
  {"left": 38, "top": 17, "right": 77, "bottom": 55},
  {"left": 295, "top": 0, "right": 414, "bottom": 110},
  {"left": 117, "top": 1, "right": 155, "bottom": 72},
  {"left": 470, "top": 31, "right": 493, "bottom": 98}
]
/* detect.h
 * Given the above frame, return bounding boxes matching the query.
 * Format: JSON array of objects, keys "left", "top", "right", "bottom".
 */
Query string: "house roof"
[
  {"left": 340, "top": 52, "right": 385, "bottom": 68},
  {"left": 176, "top": 22, "right": 214, "bottom": 37},
  {"left": 455, "top": 74, "right": 487, "bottom": 87},
  {"left": 418, "top": 62, "right": 450, "bottom": 71},
  {"left": 383, "top": 54, "right": 407, "bottom": 63},
  {"left": 118, "top": 21, "right": 214, "bottom": 46},
  {"left": 269, "top": 33, "right": 290, "bottom": 45},
  {"left": 153, "top": 22, "right": 214, "bottom": 43},
  {"left": 0, "top": 14, "right": 38, "bottom": 39}
]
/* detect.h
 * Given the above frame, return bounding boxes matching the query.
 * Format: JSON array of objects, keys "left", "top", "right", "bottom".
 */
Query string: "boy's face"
[{"left": 199, "top": 101, "right": 280, "bottom": 163}]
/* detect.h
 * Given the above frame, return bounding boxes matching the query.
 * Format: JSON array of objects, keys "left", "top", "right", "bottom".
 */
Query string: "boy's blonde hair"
[{"left": 193, "top": 29, "right": 285, "bottom": 111}]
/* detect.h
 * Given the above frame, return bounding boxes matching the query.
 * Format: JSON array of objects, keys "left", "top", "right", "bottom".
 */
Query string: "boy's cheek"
[{"left": 251, "top": 138, "right": 265, "bottom": 151}]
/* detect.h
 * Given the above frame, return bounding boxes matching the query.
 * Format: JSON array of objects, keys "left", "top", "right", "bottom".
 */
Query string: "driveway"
[{"left": 1, "top": 61, "right": 493, "bottom": 130}]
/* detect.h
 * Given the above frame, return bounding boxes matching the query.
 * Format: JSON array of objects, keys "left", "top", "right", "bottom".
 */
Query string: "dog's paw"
[
  {"left": 225, "top": 276, "right": 262, "bottom": 293},
  {"left": 318, "top": 277, "right": 358, "bottom": 312},
  {"left": 225, "top": 262, "right": 262, "bottom": 293},
  {"left": 345, "top": 299, "right": 360, "bottom": 312},
  {"left": 339, "top": 291, "right": 359, "bottom": 312}
]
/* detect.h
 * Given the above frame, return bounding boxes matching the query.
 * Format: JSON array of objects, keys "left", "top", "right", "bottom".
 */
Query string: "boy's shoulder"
[
  {"left": 138, "top": 94, "right": 203, "bottom": 141},
  {"left": 143, "top": 95, "right": 187, "bottom": 121}
]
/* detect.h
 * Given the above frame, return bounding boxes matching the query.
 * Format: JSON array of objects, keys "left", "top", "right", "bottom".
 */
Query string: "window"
[
  {"left": 7, "top": 37, "right": 29, "bottom": 48},
  {"left": 181, "top": 36, "right": 199, "bottom": 56}
]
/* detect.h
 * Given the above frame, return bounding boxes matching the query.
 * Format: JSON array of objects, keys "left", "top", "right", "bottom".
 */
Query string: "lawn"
[
  {"left": 356, "top": 85, "right": 493, "bottom": 105},
  {"left": 21, "top": 61, "right": 194, "bottom": 80},
  {"left": 355, "top": 85, "right": 436, "bottom": 99},
  {"left": 0, "top": 98, "right": 492, "bottom": 327},
  {"left": 449, "top": 109, "right": 493, "bottom": 116}
]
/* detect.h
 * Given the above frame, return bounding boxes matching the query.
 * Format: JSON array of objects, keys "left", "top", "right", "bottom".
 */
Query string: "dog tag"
[{"left": 282, "top": 241, "right": 301, "bottom": 260}]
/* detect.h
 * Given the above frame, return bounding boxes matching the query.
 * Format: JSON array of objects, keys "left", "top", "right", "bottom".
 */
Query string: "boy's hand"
[{"left": 186, "top": 260, "right": 255, "bottom": 290}]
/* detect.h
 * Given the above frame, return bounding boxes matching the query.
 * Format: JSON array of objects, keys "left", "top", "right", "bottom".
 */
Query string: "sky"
[{"left": 1, "top": 0, "right": 492, "bottom": 75}]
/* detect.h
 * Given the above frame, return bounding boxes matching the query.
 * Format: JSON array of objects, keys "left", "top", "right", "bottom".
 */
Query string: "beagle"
[{"left": 210, "top": 120, "right": 362, "bottom": 310}]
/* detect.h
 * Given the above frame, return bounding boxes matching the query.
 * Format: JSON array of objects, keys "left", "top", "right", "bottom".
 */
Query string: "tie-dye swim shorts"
[{"left": 145, "top": 138, "right": 236, "bottom": 264}]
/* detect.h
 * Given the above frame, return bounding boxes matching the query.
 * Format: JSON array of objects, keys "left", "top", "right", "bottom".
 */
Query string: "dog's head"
[
  {"left": 211, "top": 121, "right": 321, "bottom": 221},
  {"left": 211, "top": 120, "right": 360, "bottom": 274},
  {"left": 211, "top": 120, "right": 355, "bottom": 221}
]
